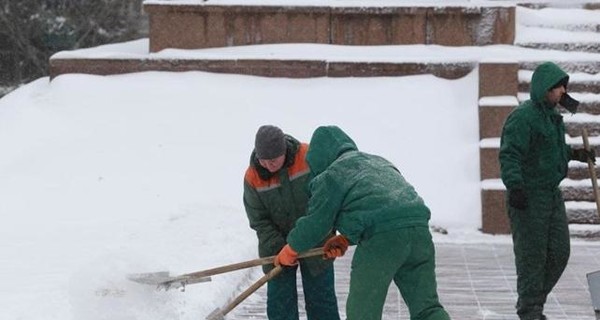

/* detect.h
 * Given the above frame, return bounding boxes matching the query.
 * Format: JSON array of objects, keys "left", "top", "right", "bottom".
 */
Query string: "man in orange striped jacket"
[{"left": 243, "top": 125, "right": 340, "bottom": 320}]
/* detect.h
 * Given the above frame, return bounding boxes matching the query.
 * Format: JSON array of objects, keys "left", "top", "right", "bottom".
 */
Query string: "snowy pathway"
[{"left": 232, "top": 242, "right": 600, "bottom": 320}]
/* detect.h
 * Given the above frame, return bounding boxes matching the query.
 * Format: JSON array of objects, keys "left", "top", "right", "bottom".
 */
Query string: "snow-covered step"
[
  {"left": 481, "top": 179, "right": 600, "bottom": 226},
  {"left": 564, "top": 117, "right": 600, "bottom": 137},
  {"left": 570, "top": 223, "right": 600, "bottom": 238},
  {"left": 517, "top": 91, "right": 600, "bottom": 104},
  {"left": 519, "top": 60, "right": 600, "bottom": 74},
  {"left": 517, "top": 6, "right": 600, "bottom": 33},
  {"left": 480, "top": 137, "right": 600, "bottom": 171},
  {"left": 568, "top": 159, "right": 600, "bottom": 180},
  {"left": 516, "top": 25, "right": 600, "bottom": 53},
  {"left": 481, "top": 135, "right": 600, "bottom": 148},
  {"left": 519, "top": 70, "right": 600, "bottom": 94},
  {"left": 566, "top": 137, "right": 600, "bottom": 158},
  {"left": 566, "top": 201, "right": 599, "bottom": 224},
  {"left": 561, "top": 178, "right": 600, "bottom": 203},
  {"left": 516, "top": 6, "right": 600, "bottom": 53}
]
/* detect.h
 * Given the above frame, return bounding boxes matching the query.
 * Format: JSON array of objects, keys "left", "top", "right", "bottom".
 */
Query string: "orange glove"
[
  {"left": 274, "top": 244, "right": 298, "bottom": 266},
  {"left": 323, "top": 235, "right": 349, "bottom": 259}
]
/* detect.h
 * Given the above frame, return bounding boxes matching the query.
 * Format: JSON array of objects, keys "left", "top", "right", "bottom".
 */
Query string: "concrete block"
[{"left": 481, "top": 189, "right": 510, "bottom": 234}]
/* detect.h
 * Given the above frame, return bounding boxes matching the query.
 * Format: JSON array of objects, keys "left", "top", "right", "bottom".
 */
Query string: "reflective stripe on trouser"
[
  {"left": 508, "top": 189, "right": 570, "bottom": 320},
  {"left": 346, "top": 227, "right": 450, "bottom": 320},
  {"left": 267, "top": 261, "right": 340, "bottom": 320}
]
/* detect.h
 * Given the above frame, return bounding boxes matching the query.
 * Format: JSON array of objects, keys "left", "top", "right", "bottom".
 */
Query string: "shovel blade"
[
  {"left": 127, "top": 271, "right": 172, "bottom": 285},
  {"left": 127, "top": 272, "right": 211, "bottom": 290}
]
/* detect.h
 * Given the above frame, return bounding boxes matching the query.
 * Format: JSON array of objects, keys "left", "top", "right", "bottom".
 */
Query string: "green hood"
[
  {"left": 306, "top": 126, "right": 358, "bottom": 176},
  {"left": 530, "top": 62, "right": 569, "bottom": 105}
]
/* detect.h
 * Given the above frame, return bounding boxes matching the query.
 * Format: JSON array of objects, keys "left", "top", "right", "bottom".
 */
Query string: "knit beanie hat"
[{"left": 255, "top": 125, "right": 286, "bottom": 160}]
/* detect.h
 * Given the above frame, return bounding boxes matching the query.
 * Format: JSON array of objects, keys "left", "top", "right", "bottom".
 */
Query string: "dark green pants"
[
  {"left": 267, "top": 261, "right": 340, "bottom": 320},
  {"left": 347, "top": 227, "right": 450, "bottom": 320},
  {"left": 508, "top": 189, "right": 570, "bottom": 320}
]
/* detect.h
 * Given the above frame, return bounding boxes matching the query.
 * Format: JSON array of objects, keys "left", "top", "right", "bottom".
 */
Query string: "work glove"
[
  {"left": 508, "top": 188, "right": 527, "bottom": 210},
  {"left": 323, "top": 235, "right": 349, "bottom": 259},
  {"left": 572, "top": 148, "right": 596, "bottom": 164},
  {"left": 274, "top": 244, "right": 298, "bottom": 266},
  {"left": 559, "top": 93, "right": 580, "bottom": 113}
]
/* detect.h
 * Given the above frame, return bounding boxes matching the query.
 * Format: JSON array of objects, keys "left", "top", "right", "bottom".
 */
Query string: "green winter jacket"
[
  {"left": 287, "top": 126, "right": 430, "bottom": 252},
  {"left": 243, "top": 135, "right": 333, "bottom": 274},
  {"left": 499, "top": 62, "right": 573, "bottom": 191}
]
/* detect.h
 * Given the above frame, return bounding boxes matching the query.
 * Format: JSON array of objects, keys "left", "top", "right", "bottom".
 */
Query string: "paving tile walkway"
[{"left": 232, "top": 240, "right": 600, "bottom": 320}]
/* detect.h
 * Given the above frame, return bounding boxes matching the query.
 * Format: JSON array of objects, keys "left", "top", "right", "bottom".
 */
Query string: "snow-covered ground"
[
  {"left": 3, "top": 2, "right": 600, "bottom": 320},
  {"left": 0, "top": 70, "right": 482, "bottom": 320}
]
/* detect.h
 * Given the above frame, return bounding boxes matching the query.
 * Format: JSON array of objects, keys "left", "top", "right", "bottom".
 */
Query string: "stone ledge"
[
  {"left": 144, "top": 4, "right": 515, "bottom": 51},
  {"left": 49, "top": 58, "right": 475, "bottom": 79}
]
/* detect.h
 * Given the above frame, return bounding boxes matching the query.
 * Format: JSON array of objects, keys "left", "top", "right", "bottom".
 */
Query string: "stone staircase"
[
  {"left": 480, "top": 3, "right": 600, "bottom": 237},
  {"left": 515, "top": 5, "right": 600, "bottom": 52},
  {"left": 521, "top": 5, "right": 600, "bottom": 234}
]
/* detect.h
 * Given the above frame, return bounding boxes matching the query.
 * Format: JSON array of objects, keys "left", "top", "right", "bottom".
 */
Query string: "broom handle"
[{"left": 582, "top": 128, "right": 600, "bottom": 218}]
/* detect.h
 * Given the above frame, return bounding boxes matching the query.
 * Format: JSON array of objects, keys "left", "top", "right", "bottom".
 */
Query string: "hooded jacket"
[
  {"left": 499, "top": 62, "right": 573, "bottom": 191},
  {"left": 287, "top": 126, "right": 430, "bottom": 252},
  {"left": 243, "top": 135, "right": 332, "bottom": 273}
]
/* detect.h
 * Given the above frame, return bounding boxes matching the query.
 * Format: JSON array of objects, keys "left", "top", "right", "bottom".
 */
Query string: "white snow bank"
[{"left": 0, "top": 70, "right": 481, "bottom": 319}]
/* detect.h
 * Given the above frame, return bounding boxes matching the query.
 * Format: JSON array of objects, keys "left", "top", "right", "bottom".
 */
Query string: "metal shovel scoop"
[
  {"left": 128, "top": 247, "right": 324, "bottom": 291},
  {"left": 127, "top": 271, "right": 212, "bottom": 291}
]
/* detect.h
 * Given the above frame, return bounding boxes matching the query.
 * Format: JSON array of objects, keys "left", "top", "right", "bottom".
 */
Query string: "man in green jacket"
[
  {"left": 499, "top": 62, "right": 594, "bottom": 320},
  {"left": 243, "top": 125, "right": 340, "bottom": 320},
  {"left": 275, "top": 125, "right": 450, "bottom": 320}
]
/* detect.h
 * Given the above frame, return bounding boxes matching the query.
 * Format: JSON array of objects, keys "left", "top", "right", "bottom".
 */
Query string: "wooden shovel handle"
[
  {"left": 582, "top": 128, "right": 600, "bottom": 219},
  {"left": 174, "top": 247, "right": 323, "bottom": 281},
  {"left": 219, "top": 265, "right": 283, "bottom": 316}
]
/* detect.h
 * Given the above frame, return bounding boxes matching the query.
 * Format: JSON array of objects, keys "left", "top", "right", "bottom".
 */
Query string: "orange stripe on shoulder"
[
  {"left": 289, "top": 143, "right": 310, "bottom": 180},
  {"left": 245, "top": 166, "right": 280, "bottom": 190}
]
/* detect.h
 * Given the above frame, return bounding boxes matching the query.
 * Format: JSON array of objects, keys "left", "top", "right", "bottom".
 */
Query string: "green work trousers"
[
  {"left": 267, "top": 261, "right": 340, "bottom": 320},
  {"left": 508, "top": 189, "right": 570, "bottom": 320},
  {"left": 347, "top": 227, "right": 450, "bottom": 320}
]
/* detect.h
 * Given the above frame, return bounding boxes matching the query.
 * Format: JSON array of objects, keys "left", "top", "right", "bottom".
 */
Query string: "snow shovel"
[
  {"left": 128, "top": 246, "right": 324, "bottom": 291},
  {"left": 205, "top": 265, "right": 283, "bottom": 320}
]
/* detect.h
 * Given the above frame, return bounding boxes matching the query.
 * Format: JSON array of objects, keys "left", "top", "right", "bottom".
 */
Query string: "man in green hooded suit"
[
  {"left": 274, "top": 125, "right": 450, "bottom": 320},
  {"left": 499, "top": 62, "right": 594, "bottom": 320}
]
